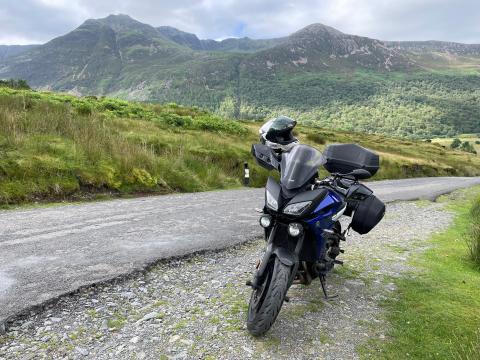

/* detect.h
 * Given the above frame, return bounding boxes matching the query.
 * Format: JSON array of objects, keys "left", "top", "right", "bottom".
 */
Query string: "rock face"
[
  {"left": 248, "top": 23, "right": 414, "bottom": 72},
  {"left": 385, "top": 40, "right": 480, "bottom": 56}
]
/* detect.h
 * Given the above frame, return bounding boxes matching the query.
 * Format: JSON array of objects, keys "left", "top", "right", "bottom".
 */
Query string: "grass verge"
[
  {"left": 361, "top": 187, "right": 480, "bottom": 359},
  {"left": 466, "top": 196, "right": 480, "bottom": 268}
]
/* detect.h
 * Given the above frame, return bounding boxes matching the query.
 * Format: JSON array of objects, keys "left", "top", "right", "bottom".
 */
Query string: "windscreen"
[{"left": 280, "top": 145, "right": 325, "bottom": 189}]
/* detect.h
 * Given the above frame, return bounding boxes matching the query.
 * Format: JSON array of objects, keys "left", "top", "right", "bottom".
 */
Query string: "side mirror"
[
  {"left": 251, "top": 144, "right": 276, "bottom": 171},
  {"left": 349, "top": 169, "right": 372, "bottom": 180}
]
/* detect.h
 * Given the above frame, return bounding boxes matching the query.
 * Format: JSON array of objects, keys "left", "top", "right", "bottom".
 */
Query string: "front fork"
[{"left": 247, "top": 223, "right": 304, "bottom": 290}]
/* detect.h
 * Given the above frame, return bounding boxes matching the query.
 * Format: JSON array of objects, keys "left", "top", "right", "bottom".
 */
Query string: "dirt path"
[{"left": 0, "top": 200, "right": 453, "bottom": 359}]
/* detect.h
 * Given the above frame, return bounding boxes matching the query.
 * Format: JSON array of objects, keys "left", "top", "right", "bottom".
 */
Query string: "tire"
[{"left": 247, "top": 256, "right": 292, "bottom": 336}]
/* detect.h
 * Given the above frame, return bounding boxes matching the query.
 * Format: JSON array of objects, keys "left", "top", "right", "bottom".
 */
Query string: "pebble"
[
  {"left": 129, "top": 336, "right": 140, "bottom": 344},
  {"left": 121, "top": 292, "right": 135, "bottom": 300},
  {"left": 74, "top": 347, "right": 89, "bottom": 356},
  {"left": 169, "top": 335, "right": 180, "bottom": 343},
  {"left": 138, "top": 312, "right": 159, "bottom": 323}
]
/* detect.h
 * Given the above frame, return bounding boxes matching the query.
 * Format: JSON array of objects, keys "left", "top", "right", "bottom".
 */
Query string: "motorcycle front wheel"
[{"left": 247, "top": 256, "right": 292, "bottom": 336}]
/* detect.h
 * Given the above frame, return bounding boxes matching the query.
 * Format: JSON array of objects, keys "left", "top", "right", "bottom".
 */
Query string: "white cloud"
[{"left": 0, "top": 0, "right": 479, "bottom": 44}]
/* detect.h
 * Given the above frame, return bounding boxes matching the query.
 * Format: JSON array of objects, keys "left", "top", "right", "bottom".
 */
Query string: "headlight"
[
  {"left": 266, "top": 189, "right": 278, "bottom": 211},
  {"left": 283, "top": 201, "right": 312, "bottom": 216},
  {"left": 288, "top": 223, "right": 303, "bottom": 237},
  {"left": 259, "top": 215, "right": 272, "bottom": 228}
]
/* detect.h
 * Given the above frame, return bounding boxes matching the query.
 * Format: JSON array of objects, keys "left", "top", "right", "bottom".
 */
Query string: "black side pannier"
[
  {"left": 350, "top": 195, "right": 385, "bottom": 234},
  {"left": 323, "top": 144, "right": 379, "bottom": 176}
]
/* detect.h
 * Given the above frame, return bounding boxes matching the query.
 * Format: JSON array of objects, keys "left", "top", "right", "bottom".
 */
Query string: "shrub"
[
  {"left": 131, "top": 168, "right": 158, "bottom": 188},
  {"left": 450, "top": 138, "right": 461, "bottom": 149},
  {"left": 194, "top": 115, "right": 247, "bottom": 135},
  {"left": 76, "top": 103, "right": 93, "bottom": 116},
  {"left": 100, "top": 99, "right": 126, "bottom": 112},
  {"left": 306, "top": 132, "right": 326, "bottom": 144},
  {"left": 161, "top": 113, "right": 193, "bottom": 127},
  {"left": 461, "top": 141, "right": 477, "bottom": 154},
  {"left": 0, "top": 79, "right": 30, "bottom": 90}
]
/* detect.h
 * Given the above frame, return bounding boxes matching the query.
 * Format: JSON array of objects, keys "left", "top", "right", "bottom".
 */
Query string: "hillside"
[
  {"left": 0, "top": 45, "right": 39, "bottom": 61},
  {"left": 1, "top": 14, "right": 480, "bottom": 139},
  {"left": 0, "top": 87, "right": 479, "bottom": 206},
  {"left": 156, "top": 26, "right": 284, "bottom": 52}
]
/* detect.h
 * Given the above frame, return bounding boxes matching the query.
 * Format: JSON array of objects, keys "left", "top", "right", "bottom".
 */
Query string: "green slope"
[{"left": 0, "top": 87, "right": 479, "bottom": 206}]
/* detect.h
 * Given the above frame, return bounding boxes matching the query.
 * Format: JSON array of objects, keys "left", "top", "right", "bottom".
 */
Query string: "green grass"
[
  {"left": 361, "top": 188, "right": 480, "bottom": 359},
  {"left": 466, "top": 197, "right": 480, "bottom": 268},
  {"left": 432, "top": 135, "right": 480, "bottom": 155},
  {"left": 0, "top": 88, "right": 479, "bottom": 206}
]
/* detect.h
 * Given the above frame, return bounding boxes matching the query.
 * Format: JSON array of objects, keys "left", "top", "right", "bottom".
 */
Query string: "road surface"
[{"left": 1, "top": 177, "right": 479, "bottom": 328}]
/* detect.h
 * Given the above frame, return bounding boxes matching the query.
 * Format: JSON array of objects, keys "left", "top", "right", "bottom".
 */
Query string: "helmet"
[{"left": 259, "top": 116, "right": 298, "bottom": 151}]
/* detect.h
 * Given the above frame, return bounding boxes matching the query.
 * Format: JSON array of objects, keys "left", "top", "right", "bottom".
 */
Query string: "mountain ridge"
[{"left": 4, "top": 14, "right": 480, "bottom": 55}]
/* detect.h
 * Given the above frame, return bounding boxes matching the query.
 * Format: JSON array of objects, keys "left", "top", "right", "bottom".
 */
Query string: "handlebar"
[{"left": 314, "top": 175, "right": 357, "bottom": 196}]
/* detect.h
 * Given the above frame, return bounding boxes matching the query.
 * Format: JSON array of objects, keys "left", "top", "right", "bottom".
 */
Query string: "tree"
[{"left": 0, "top": 79, "right": 30, "bottom": 90}]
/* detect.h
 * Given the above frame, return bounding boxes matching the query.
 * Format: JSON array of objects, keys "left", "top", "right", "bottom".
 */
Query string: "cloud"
[{"left": 0, "top": 0, "right": 479, "bottom": 45}]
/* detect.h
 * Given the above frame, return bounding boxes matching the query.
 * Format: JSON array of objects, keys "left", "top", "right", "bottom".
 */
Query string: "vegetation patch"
[
  {"left": 466, "top": 196, "right": 480, "bottom": 268},
  {"left": 0, "top": 88, "right": 479, "bottom": 206},
  {"left": 361, "top": 188, "right": 480, "bottom": 359}
]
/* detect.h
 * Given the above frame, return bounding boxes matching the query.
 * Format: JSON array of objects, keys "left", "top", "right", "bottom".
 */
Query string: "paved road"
[{"left": 1, "top": 177, "right": 480, "bottom": 328}]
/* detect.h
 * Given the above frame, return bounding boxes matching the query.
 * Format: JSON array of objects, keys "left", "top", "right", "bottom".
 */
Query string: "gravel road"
[
  {"left": 0, "top": 176, "right": 479, "bottom": 329},
  {"left": 0, "top": 196, "right": 456, "bottom": 359}
]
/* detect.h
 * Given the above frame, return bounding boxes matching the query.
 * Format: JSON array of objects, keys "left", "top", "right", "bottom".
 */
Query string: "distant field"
[
  {"left": 1, "top": 87, "right": 480, "bottom": 206},
  {"left": 432, "top": 134, "right": 480, "bottom": 155}
]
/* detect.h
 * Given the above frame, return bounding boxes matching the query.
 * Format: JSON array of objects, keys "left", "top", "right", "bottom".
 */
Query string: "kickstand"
[{"left": 319, "top": 274, "right": 338, "bottom": 300}]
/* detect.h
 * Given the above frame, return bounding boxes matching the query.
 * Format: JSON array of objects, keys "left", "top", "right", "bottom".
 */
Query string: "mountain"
[
  {"left": 156, "top": 26, "right": 204, "bottom": 50},
  {"left": 156, "top": 26, "right": 283, "bottom": 52},
  {"left": 0, "top": 15, "right": 200, "bottom": 95},
  {"left": 1, "top": 14, "right": 479, "bottom": 138},
  {"left": 0, "top": 45, "right": 39, "bottom": 61},
  {"left": 245, "top": 23, "right": 415, "bottom": 74}
]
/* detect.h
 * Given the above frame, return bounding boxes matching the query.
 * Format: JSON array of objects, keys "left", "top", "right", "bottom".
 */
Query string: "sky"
[{"left": 0, "top": 0, "right": 479, "bottom": 45}]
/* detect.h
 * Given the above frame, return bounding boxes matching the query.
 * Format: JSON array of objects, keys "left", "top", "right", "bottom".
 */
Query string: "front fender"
[
  {"left": 251, "top": 227, "right": 304, "bottom": 288},
  {"left": 272, "top": 247, "right": 296, "bottom": 266}
]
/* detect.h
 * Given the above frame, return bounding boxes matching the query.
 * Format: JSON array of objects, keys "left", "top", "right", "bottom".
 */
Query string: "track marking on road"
[{"left": 2, "top": 220, "right": 131, "bottom": 246}]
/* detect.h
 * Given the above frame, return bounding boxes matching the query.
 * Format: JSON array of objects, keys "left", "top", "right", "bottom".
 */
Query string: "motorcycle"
[{"left": 246, "top": 139, "right": 385, "bottom": 336}]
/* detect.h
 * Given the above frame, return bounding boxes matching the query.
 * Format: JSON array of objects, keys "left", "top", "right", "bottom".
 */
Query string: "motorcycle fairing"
[
  {"left": 282, "top": 188, "right": 329, "bottom": 217},
  {"left": 305, "top": 189, "right": 345, "bottom": 258}
]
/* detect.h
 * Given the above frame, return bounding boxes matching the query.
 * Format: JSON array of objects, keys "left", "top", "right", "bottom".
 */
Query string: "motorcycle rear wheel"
[{"left": 247, "top": 256, "right": 292, "bottom": 336}]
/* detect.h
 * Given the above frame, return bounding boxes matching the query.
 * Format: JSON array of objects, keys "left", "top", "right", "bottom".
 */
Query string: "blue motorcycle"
[{"left": 246, "top": 117, "right": 385, "bottom": 336}]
